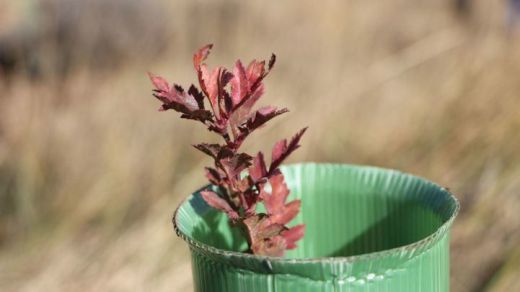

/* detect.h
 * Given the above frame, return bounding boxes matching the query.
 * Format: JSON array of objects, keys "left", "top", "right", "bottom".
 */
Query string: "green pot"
[{"left": 174, "top": 163, "right": 459, "bottom": 291}]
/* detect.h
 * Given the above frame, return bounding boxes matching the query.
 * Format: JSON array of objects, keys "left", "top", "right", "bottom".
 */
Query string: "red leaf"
[
  {"left": 172, "top": 84, "right": 199, "bottom": 111},
  {"left": 249, "top": 152, "right": 267, "bottom": 182},
  {"left": 261, "top": 174, "right": 289, "bottom": 213},
  {"left": 149, "top": 72, "right": 173, "bottom": 107},
  {"left": 271, "top": 200, "right": 300, "bottom": 225},
  {"left": 254, "top": 235, "right": 286, "bottom": 256},
  {"left": 244, "top": 215, "right": 286, "bottom": 256},
  {"left": 220, "top": 70, "right": 235, "bottom": 114},
  {"left": 205, "top": 167, "right": 223, "bottom": 185},
  {"left": 271, "top": 140, "right": 286, "bottom": 166},
  {"left": 150, "top": 75, "right": 215, "bottom": 122},
  {"left": 193, "top": 44, "right": 213, "bottom": 69},
  {"left": 220, "top": 69, "right": 234, "bottom": 87},
  {"left": 200, "top": 190, "right": 238, "bottom": 220},
  {"left": 246, "top": 106, "right": 288, "bottom": 129},
  {"left": 231, "top": 107, "right": 288, "bottom": 149},
  {"left": 244, "top": 205, "right": 257, "bottom": 216},
  {"left": 227, "top": 90, "right": 261, "bottom": 135},
  {"left": 188, "top": 84, "right": 205, "bottom": 110},
  {"left": 260, "top": 174, "right": 302, "bottom": 224},
  {"left": 179, "top": 110, "right": 213, "bottom": 122},
  {"left": 192, "top": 44, "right": 225, "bottom": 120},
  {"left": 193, "top": 143, "right": 233, "bottom": 160},
  {"left": 148, "top": 72, "right": 170, "bottom": 93},
  {"left": 220, "top": 153, "right": 253, "bottom": 178},
  {"left": 257, "top": 221, "right": 285, "bottom": 239},
  {"left": 246, "top": 60, "right": 265, "bottom": 86},
  {"left": 226, "top": 60, "right": 267, "bottom": 129},
  {"left": 242, "top": 190, "right": 258, "bottom": 215},
  {"left": 243, "top": 214, "right": 262, "bottom": 232},
  {"left": 260, "top": 175, "right": 286, "bottom": 213},
  {"left": 247, "top": 83, "right": 265, "bottom": 106},
  {"left": 193, "top": 143, "right": 220, "bottom": 158},
  {"left": 200, "top": 65, "right": 221, "bottom": 115},
  {"left": 230, "top": 60, "right": 248, "bottom": 106},
  {"left": 269, "top": 127, "right": 308, "bottom": 173},
  {"left": 281, "top": 224, "right": 305, "bottom": 249},
  {"left": 230, "top": 55, "right": 273, "bottom": 114}
]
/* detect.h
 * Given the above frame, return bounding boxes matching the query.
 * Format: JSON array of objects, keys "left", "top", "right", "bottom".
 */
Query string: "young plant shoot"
[{"left": 149, "top": 45, "right": 306, "bottom": 256}]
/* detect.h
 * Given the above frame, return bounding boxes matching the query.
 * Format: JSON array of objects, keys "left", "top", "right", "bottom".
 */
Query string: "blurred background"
[{"left": 0, "top": 0, "right": 519, "bottom": 291}]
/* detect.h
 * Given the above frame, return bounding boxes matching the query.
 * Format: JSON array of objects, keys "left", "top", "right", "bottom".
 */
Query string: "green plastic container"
[{"left": 174, "top": 163, "right": 459, "bottom": 291}]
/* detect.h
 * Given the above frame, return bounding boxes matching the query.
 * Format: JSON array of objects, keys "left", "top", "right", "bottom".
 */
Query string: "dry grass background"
[{"left": 0, "top": 0, "right": 519, "bottom": 291}]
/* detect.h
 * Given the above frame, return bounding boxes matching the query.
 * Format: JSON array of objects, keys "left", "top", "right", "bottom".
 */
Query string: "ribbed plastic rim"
[{"left": 173, "top": 163, "right": 460, "bottom": 264}]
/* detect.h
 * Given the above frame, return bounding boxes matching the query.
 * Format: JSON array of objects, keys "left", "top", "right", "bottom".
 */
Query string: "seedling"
[{"left": 149, "top": 45, "right": 306, "bottom": 256}]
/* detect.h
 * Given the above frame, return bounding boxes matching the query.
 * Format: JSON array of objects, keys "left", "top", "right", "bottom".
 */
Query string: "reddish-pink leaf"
[
  {"left": 229, "top": 54, "right": 273, "bottom": 114},
  {"left": 193, "top": 44, "right": 213, "bottom": 69},
  {"left": 188, "top": 84, "right": 205, "bottom": 109},
  {"left": 149, "top": 72, "right": 173, "bottom": 108},
  {"left": 227, "top": 56, "right": 276, "bottom": 130},
  {"left": 179, "top": 110, "right": 213, "bottom": 122},
  {"left": 230, "top": 60, "right": 248, "bottom": 106},
  {"left": 148, "top": 72, "right": 170, "bottom": 92},
  {"left": 220, "top": 70, "right": 234, "bottom": 87},
  {"left": 255, "top": 235, "right": 286, "bottom": 256},
  {"left": 246, "top": 83, "right": 264, "bottom": 108},
  {"left": 193, "top": 143, "right": 233, "bottom": 160},
  {"left": 243, "top": 214, "right": 262, "bottom": 234},
  {"left": 205, "top": 167, "right": 222, "bottom": 185},
  {"left": 192, "top": 44, "right": 225, "bottom": 121},
  {"left": 220, "top": 70, "right": 235, "bottom": 114},
  {"left": 200, "top": 190, "right": 238, "bottom": 220},
  {"left": 261, "top": 174, "right": 289, "bottom": 216},
  {"left": 197, "top": 64, "right": 210, "bottom": 99},
  {"left": 269, "top": 127, "right": 308, "bottom": 173},
  {"left": 250, "top": 106, "right": 287, "bottom": 128},
  {"left": 249, "top": 152, "right": 267, "bottom": 182},
  {"left": 244, "top": 215, "right": 287, "bottom": 257},
  {"left": 235, "top": 177, "right": 253, "bottom": 193},
  {"left": 257, "top": 221, "right": 285, "bottom": 239},
  {"left": 231, "top": 107, "right": 288, "bottom": 149},
  {"left": 257, "top": 106, "right": 275, "bottom": 115},
  {"left": 221, "top": 153, "right": 253, "bottom": 178},
  {"left": 281, "top": 224, "right": 305, "bottom": 249},
  {"left": 229, "top": 87, "right": 266, "bottom": 133},
  {"left": 208, "top": 68, "right": 221, "bottom": 108},
  {"left": 172, "top": 85, "right": 199, "bottom": 111},
  {"left": 271, "top": 140, "right": 287, "bottom": 167},
  {"left": 150, "top": 78, "right": 215, "bottom": 122},
  {"left": 271, "top": 200, "right": 300, "bottom": 225},
  {"left": 269, "top": 125, "right": 303, "bottom": 164},
  {"left": 246, "top": 60, "right": 265, "bottom": 86},
  {"left": 243, "top": 191, "right": 258, "bottom": 215},
  {"left": 199, "top": 65, "right": 221, "bottom": 114},
  {"left": 193, "top": 143, "right": 221, "bottom": 158}
]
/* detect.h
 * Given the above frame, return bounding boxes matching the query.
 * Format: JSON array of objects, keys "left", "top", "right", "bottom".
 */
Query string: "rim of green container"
[{"left": 173, "top": 163, "right": 460, "bottom": 264}]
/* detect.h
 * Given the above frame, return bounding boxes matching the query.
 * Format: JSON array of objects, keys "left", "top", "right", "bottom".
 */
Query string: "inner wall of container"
[{"left": 186, "top": 164, "right": 452, "bottom": 259}]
